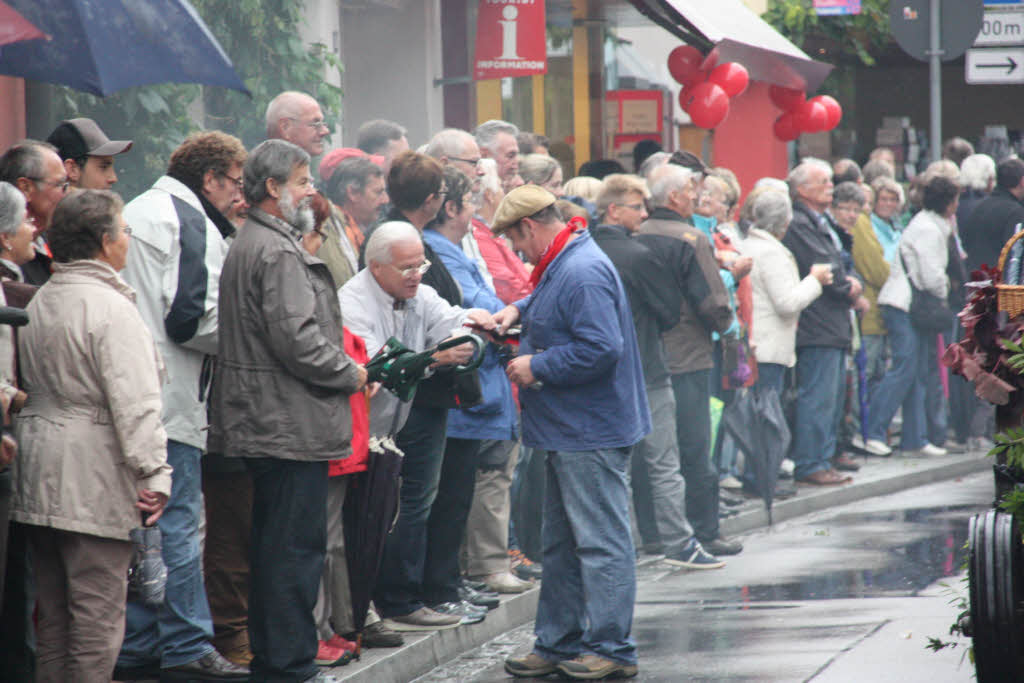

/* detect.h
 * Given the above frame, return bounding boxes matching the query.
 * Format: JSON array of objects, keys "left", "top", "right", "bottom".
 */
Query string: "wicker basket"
[{"left": 997, "top": 230, "right": 1024, "bottom": 317}]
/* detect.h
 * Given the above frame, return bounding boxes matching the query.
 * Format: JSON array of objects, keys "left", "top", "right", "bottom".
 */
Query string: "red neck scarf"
[{"left": 529, "top": 216, "right": 586, "bottom": 288}]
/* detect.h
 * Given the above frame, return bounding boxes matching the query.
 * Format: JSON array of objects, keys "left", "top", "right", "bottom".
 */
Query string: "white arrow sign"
[
  {"left": 966, "top": 47, "right": 1024, "bottom": 83},
  {"left": 976, "top": 10, "right": 1024, "bottom": 45}
]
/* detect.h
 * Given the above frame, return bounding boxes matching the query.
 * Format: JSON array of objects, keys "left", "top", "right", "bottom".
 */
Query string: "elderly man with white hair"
[
  {"left": 475, "top": 120, "right": 523, "bottom": 192},
  {"left": 265, "top": 91, "right": 331, "bottom": 159},
  {"left": 636, "top": 164, "right": 738, "bottom": 558},
  {"left": 339, "top": 221, "right": 494, "bottom": 631},
  {"left": 957, "top": 153, "right": 996, "bottom": 229},
  {"left": 781, "top": 159, "right": 863, "bottom": 486}
]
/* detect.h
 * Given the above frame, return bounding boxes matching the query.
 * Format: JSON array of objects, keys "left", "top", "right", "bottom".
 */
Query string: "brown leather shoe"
[
  {"left": 797, "top": 469, "right": 852, "bottom": 486},
  {"left": 832, "top": 454, "right": 861, "bottom": 472}
]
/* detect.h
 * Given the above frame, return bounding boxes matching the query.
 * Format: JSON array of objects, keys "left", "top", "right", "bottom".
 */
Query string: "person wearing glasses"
[
  {"left": 0, "top": 140, "right": 70, "bottom": 285},
  {"left": 265, "top": 91, "right": 331, "bottom": 159},
  {"left": 114, "top": 132, "right": 250, "bottom": 682},
  {"left": 339, "top": 220, "right": 494, "bottom": 632},
  {"left": 46, "top": 117, "right": 132, "bottom": 190}
]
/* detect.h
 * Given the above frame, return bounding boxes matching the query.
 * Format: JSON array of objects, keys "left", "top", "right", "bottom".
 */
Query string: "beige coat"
[
  {"left": 745, "top": 228, "right": 823, "bottom": 368},
  {"left": 11, "top": 260, "right": 172, "bottom": 541}
]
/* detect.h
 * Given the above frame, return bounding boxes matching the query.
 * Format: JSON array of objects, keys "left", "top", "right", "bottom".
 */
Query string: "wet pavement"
[{"left": 413, "top": 472, "right": 991, "bottom": 682}]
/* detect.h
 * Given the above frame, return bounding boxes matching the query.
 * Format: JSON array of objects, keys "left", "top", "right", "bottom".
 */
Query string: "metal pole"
[{"left": 930, "top": 0, "right": 942, "bottom": 162}]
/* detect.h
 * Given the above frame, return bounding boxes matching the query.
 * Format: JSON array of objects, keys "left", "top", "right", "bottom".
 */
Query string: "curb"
[{"left": 332, "top": 452, "right": 990, "bottom": 682}]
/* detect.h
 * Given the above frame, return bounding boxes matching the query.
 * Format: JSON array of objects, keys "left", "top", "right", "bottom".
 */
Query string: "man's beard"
[{"left": 280, "top": 191, "right": 314, "bottom": 234}]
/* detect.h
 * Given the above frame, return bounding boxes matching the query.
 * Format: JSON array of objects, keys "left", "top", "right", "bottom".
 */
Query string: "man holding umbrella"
[{"left": 491, "top": 186, "right": 650, "bottom": 680}]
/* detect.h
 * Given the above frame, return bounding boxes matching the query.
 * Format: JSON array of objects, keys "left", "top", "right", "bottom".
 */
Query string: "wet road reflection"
[{"left": 416, "top": 474, "right": 990, "bottom": 682}]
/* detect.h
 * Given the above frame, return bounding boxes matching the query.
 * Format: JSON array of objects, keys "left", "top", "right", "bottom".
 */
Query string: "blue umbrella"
[{"left": 0, "top": 0, "right": 248, "bottom": 96}]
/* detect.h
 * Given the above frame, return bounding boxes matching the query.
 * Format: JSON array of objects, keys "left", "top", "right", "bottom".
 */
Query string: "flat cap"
[{"left": 491, "top": 184, "right": 556, "bottom": 235}]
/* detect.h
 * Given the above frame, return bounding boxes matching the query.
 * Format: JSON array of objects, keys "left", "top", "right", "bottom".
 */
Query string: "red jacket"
[
  {"left": 329, "top": 328, "right": 369, "bottom": 476},
  {"left": 472, "top": 218, "right": 532, "bottom": 305}
]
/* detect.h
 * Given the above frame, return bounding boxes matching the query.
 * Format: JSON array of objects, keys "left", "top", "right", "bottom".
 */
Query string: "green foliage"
[
  {"left": 50, "top": 0, "right": 343, "bottom": 200},
  {"left": 762, "top": 0, "right": 892, "bottom": 67}
]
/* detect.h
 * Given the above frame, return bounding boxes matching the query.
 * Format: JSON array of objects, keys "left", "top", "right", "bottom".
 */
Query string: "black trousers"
[
  {"left": 671, "top": 369, "right": 720, "bottom": 544},
  {"left": 422, "top": 437, "right": 482, "bottom": 604},
  {"left": 245, "top": 458, "right": 326, "bottom": 683}
]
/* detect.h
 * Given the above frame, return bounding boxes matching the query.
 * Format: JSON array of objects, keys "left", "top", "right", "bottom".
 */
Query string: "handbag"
[{"left": 900, "top": 250, "right": 953, "bottom": 333}]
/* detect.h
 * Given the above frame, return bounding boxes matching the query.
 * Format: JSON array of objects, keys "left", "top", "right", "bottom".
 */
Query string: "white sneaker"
[
  {"left": 779, "top": 458, "right": 795, "bottom": 476},
  {"left": 719, "top": 475, "right": 742, "bottom": 490},
  {"left": 850, "top": 434, "right": 866, "bottom": 450},
  {"left": 864, "top": 439, "right": 893, "bottom": 456},
  {"left": 970, "top": 437, "right": 995, "bottom": 452},
  {"left": 918, "top": 443, "right": 947, "bottom": 457}
]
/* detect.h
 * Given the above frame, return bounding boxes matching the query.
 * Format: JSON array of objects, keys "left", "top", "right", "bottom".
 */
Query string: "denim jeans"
[
  {"left": 670, "top": 370, "right": 719, "bottom": 544},
  {"left": 533, "top": 447, "right": 637, "bottom": 666},
  {"left": 119, "top": 441, "right": 213, "bottom": 668},
  {"left": 756, "top": 362, "right": 786, "bottom": 396},
  {"left": 373, "top": 405, "right": 448, "bottom": 617},
  {"left": 792, "top": 346, "right": 845, "bottom": 480},
  {"left": 866, "top": 307, "right": 926, "bottom": 450},
  {"left": 919, "top": 331, "right": 948, "bottom": 447},
  {"left": 630, "top": 381, "right": 694, "bottom": 556},
  {"left": 246, "top": 458, "right": 326, "bottom": 682}
]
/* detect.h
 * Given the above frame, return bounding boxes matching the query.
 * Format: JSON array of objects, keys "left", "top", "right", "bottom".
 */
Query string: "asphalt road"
[{"left": 414, "top": 471, "right": 991, "bottom": 682}]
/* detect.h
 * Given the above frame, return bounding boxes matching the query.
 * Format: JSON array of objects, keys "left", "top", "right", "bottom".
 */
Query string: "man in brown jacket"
[
  {"left": 636, "top": 163, "right": 739, "bottom": 558},
  {"left": 209, "top": 139, "right": 366, "bottom": 683}
]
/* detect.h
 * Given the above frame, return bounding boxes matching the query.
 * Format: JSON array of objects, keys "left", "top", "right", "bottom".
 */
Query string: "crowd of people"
[{"left": 0, "top": 90, "right": 1009, "bottom": 682}]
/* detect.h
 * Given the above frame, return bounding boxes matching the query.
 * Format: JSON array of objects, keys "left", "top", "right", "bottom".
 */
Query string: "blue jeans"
[
  {"left": 533, "top": 447, "right": 637, "bottom": 666},
  {"left": 756, "top": 362, "right": 786, "bottom": 396},
  {"left": 792, "top": 347, "right": 844, "bottom": 480},
  {"left": 119, "top": 441, "right": 214, "bottom": 668},
  {"left": 919, "top": 331, "right": 948, "bottom": 447},
  {"left": 866, "top": 307, "right": 926, "bottom": 450}
]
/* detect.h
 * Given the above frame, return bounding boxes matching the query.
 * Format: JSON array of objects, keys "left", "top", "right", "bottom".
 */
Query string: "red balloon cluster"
[
  {"left": 769, "top": 85, "right": 842, "bottom": 141},
  {"left": 668, "top": 45, "right": 749, "bottom": 130}
]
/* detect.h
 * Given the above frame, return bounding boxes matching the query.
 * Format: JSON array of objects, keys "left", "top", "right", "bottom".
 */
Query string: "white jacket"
[
  {"left": 121, "top": 176, "right": 229, "bottom": 451},
  {"left": 744, "top": 228, "right": 823, "bottom": 367},
  {"left": 900, "top": 209, "right": 951, "bottom": 298}
]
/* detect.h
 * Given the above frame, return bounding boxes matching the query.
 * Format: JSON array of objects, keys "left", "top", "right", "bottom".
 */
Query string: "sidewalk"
[{"left": 330, "top": 448, "right": 991, "bottom": 683}]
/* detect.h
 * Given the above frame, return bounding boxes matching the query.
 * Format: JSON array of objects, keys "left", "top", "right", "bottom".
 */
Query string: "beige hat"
[{"left": 491, "top": 184, "right": 557, "bottom": 235}]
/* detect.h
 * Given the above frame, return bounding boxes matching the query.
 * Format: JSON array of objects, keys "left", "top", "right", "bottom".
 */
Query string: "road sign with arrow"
[{"left": 966, "top": 47, "right": 1024, "bottom": 82}]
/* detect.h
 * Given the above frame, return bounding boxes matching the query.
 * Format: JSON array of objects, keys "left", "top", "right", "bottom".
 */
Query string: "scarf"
[{"left": 529, "top": 216, "right": 586, "bottom": 288}]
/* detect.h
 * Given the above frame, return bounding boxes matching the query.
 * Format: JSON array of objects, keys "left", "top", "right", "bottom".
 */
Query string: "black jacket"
[
  {"left": 591, "top": 224, "right": 681, "bottom": 385},
  {"left": 960, "top": 187, "right": 1024, "bottom": 273},
  {"left": 782, "top": 201, "right": 853, "bottom": 350}
]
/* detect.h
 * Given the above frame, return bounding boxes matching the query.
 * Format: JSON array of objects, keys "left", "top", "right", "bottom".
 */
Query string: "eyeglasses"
[
  {"left": 286, "top": 117, "right": 330, "bottom": 132},
  {"left": 389, "top": 258, "right": 431, "bottom": 278},
  {"left": 449, "top": 156, "right": 482, "bottom": 167},
  {"left": 31, "top": 177, "right": 70, "bottom": 193},
  {"left": 220, "top": 172, "right": 243, "bottom": 190},
  {"left": 622, "top": 202, "right": 646, "bottom": 212}
]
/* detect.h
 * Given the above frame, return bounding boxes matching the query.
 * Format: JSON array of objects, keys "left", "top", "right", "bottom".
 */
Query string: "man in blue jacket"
[{"left": 491, "top": 185, "right": 650, "bottom": 681}]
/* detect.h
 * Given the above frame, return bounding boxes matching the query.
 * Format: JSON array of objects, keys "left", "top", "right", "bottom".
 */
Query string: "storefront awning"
[{"left": 627, "top": 0, "right": 833, "bottom": 92}]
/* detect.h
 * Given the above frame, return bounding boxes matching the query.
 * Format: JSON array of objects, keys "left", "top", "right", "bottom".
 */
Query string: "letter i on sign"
[{"left": 499, "top": 5, "right": 521, "bottom": 60}]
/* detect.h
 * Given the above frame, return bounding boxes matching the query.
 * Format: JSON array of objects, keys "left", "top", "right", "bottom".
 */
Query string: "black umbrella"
[
  {"left": 721, "top": 387, "right": 791, "bottom": 524},
  {"left": 342, "top": 436, "right": 403, "bottom": 647},
  {"left": 0, "top": 0, "right": 248, "bottom": 96}
]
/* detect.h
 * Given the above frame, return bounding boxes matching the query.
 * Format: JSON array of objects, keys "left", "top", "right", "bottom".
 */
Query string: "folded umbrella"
[
  {"left": 722, "top": 387, "right": 791, "bottom": 525},
  {"left": 0, "top": 0, "right": 248, "bottom": 96},
  {"left": 127, "top": 514, "right": 167, "bottom": 607},
  {"left": 365, "top": 333, "right": 485, "bottom": 402}
]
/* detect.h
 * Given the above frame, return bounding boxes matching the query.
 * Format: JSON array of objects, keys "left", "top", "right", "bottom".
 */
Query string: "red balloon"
[
  {"left": 773, "top": 112, "right": 800, "bottom": 141},
  {"left": 668, "top": 45, "right": 704, "bottom": 86},
  {"left": 685, "top": 82, "right": 730, "bottom": 129},
  {"left": 769, "top": 85, "right": 806, "bottom": 111},
  {"left": 677, "top": 84, "right": 693, "bottom": 112},
  {"left": 813, "top": 95, "right": 842, "bottom": 130},
  {"left": 708, "top": 62, "right": 749, "bottom": 97},
  {"left": 795, "top": 100, "right": 828, "bottom": 133}
]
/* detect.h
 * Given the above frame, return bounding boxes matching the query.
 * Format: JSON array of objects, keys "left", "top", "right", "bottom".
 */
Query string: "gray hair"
[
  {"left": 474, "top": 119, "right": 519, "bottom": 155},
  {"left": 833, "top": 158, "right": 862, "bottom": 184},
  {"left": 639, "top": 151, "right": 670, "bottom": 181},
  {"left": 0, "top": 139, "right": 58, "bottom": 186},
  {"left": 833, "top": 181, "right": 866, "bottom": 207},
  {"left": 365, "top": 220, "right": 421, "bottom": 266},
  {"left": 0, "top": 181, "right": 27, "bottom": 237},
  {"left": 519, "top": 154, "right": 560, "bottom": 186},
  {"left": 754, "top": 177, "right": 789, "bottom": 193},
  {"left": 357, "top": 119, "right": 408, "bottom": 156},
  {"left": 243, "top": 139, "right": 310, "bottom": 205},
  {"left": 264, "top": 91, "right": 316, "bottom": 138},
  {"left": 649, "top": 164, "right": 694, "bottom": 208},
  {"left": 787, "top": 158, "right": 832, "bottom": 200},
  {"left": 960, "top": 153, "right": 996, "bottom": 191},
  {"left": 862, "top": 159, "right": 895, "bottom": 185},
  {"left": 479, "top": 158, "right": 501, "bottom": 196},
  {"left": 424, "top": 128, "right": 475, "bottom": 160},
  {"left": 870, "top": 176, "right": 905, "bottom": 207},
  {"left": 326, "top": 157, "right": 383, "bottom": 207},
  {"left": 753, "top": 190, "right": 792, "bottom": 238}
]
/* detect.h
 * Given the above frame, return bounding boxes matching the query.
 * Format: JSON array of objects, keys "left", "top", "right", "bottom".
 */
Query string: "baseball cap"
[
  {"left": 491, "top": 184, "right": 557, "bottom": 235},
  {"left": 319, "top": 147, "right": 386, "bottom": 182},
  {"left": 46, "top": 118, "right": 132, "bottom": 160}
]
